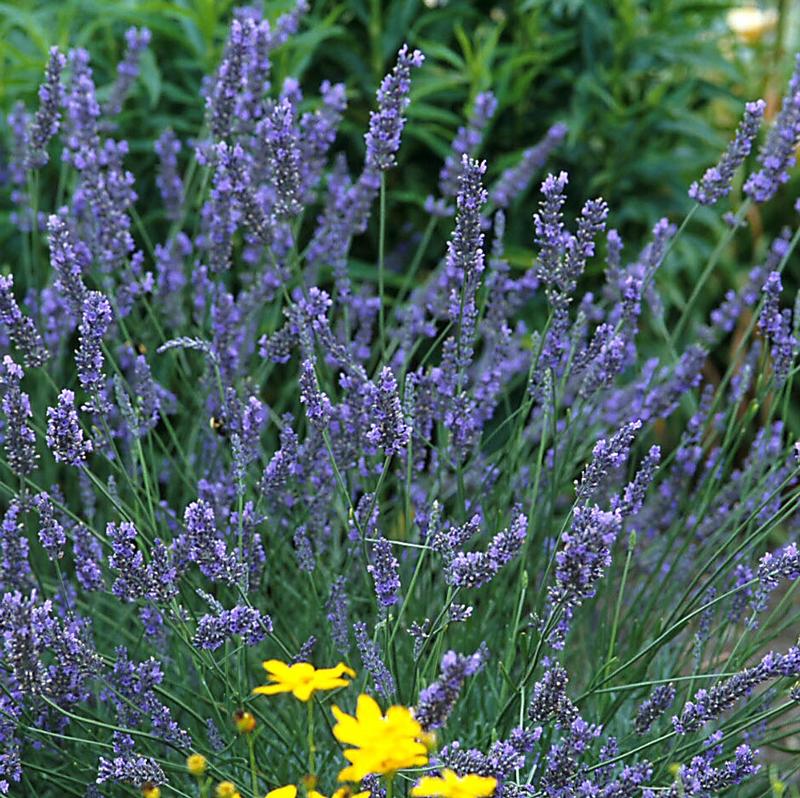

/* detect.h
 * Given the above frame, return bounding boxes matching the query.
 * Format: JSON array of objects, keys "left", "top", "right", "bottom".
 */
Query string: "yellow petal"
[
  {"left": 253, "top": 684, "right": 292, "bottom": 695},
  {"left": 266, "top": 787, "right": 298, "bottom": 798},
  {"left": 293, "top": 682, "right": 316, "bottom": 702},
  {"left": 262, "top": 660, "right": 292, "bottom": 677}
]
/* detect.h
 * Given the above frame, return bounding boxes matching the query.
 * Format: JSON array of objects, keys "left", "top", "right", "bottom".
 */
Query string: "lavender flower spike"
[
  {"left": 32, "top": 492, "right": 66, "bottom": 561},
  {"left": 689, "top": 100, "right": 765, "bottom": 205},
  {"left": 438, "top": 91, "right": 497, "bottom": 198},
  {"left": 415, "top": 644, "right": 488, "bottom": 730},
  {"left": 368, "top": 536, "right": 401, "bottom": 608},
  {"left": 364, "top": 44, "right": 424, "bottom": 171},
  {"left": 46, "top": 389, "right": 93, "bottom": 465},
  {"left": 744, "top": 54, "right": 800, "bottom": 203},
  {"left": 76, "top": 291, "right": 113, "bottom": 411},
  {"left": 673, "top": 645, "right": 800, "bottom": 734},
  {"left": 26, "top": 46, "right": 67, "bottom": 169},
  {"left": 490, "top": 122, "right": 567, "bottom": 209},
  {"left": 367, "top": 367, "right": 410, "bottom": 456},
  {"left": 0, "top": 274, "right": 49, "bottom": 367},
  {"left": 103, "top": 27, "right": 152, "bottom": 117},
  {"left": 154, "top": 129, "right": 183, "bottom": 221},
  {"left": 299, "top": 358, "right": 332, "bottom": 429},
  {"left": 0, "top": 356, "right": 39, "bottom": 476}
]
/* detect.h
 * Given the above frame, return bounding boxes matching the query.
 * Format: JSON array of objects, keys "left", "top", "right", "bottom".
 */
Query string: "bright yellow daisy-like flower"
[
  {"left": 254, "top": 660, "right": 355, "bottom": 702},
  {"left": 266, "top": 786, "right": 298, "bottom": 798},
  {"left": 141, "top": 785, "right": 161, "bottom": 798},
  {"left": 268, "top": 785, "right": 370, "bottom": 798},
  {"left": 411, "top": 770, "right": 497, "bottom": 798},
  {"left": 332, "top": 693, "right": 429, "bottom": 781}
]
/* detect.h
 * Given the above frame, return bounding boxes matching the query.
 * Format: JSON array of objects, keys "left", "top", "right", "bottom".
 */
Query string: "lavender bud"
[
  {"left": 46, "top": 389, "right": 92, "bottom": 466},
  {"left": 689, "top": 100, "right": 765, "bottom": 205},
  {"left": 364, "top": 44, "right": 424, "bottom": 171},
  {"left": 26, "top": 47, "right": 67, "bottom": 169}
]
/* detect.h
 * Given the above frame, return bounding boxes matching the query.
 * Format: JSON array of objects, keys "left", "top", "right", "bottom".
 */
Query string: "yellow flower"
[
  {"left": 309, "top": 788, "right": 370, "bottom": 798},
  {"left": 254, "top": 660, "right": 356, "bottom": 702},
  {"left": 411, "top": 770, "right": 497, "bottom": 798},
  {"left": 726, "top": 6, "right": 778, "bottom": 44},
  {"left": 234, "top": 709, "right": 257, "bottom": 733},
  {"left": 217, "top": 782, "right": 242, "bottom": 798},
  {"left": 187, "top": 753, "right": 208, "bottom": 776},
  {"left": 142, "top": 785, "right": 161, "bottom": 798},
  {"left": 332, "top": 694, "right": 429, "bottom": 781},
  {"left": 267, "top": 785, "right": 370, "bottom": 798}
]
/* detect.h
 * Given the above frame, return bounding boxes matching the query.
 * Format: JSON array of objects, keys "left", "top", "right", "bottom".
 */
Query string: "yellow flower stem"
[
  {"left": 200, "top": 777, "right": 210, "bottom": 798},
  {"left": 385, "top": 773, "right": 394, "bottom": 798},
  {"left": 247, "top": 733, "right": 259, "bottom": 798},
  {"left": 307, "top": 699, "right": 317, "bottom": 776}
]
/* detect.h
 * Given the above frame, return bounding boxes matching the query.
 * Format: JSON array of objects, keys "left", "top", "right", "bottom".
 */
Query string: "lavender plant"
[{"left": 1, "top": 7, "right": 800, "bottom": 798}]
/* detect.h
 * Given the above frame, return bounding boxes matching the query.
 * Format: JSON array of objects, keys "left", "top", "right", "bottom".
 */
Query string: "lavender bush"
[{"left": 1, "top": 5, "right": 800, "bottom": 797}]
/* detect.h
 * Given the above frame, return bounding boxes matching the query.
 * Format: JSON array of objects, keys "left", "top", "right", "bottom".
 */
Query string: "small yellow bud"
[
  {"left": 302, "top": 774, "right": 318, "bottom": 790},
  {"left": 142, "top": 784, "right": 161, "bottom": 798},
  {"left": 216, "top": 782, "right": 241, "bottom": 798},
  {"left": 186, "top": 753, "right": 208, "bottom": 776},
  {"left": 234, "top": 709, "right": 256, "bottom": 734}
]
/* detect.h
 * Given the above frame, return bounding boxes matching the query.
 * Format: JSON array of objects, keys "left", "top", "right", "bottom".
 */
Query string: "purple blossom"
[
  {"left": 415, "top": 644, "right": 488, "bottom": 729},
  {"left": 673, "top": 646, "right": 800, "bottom": 733},
  {"left": 548, "top": 505, "right": 623, "bottom": 645},
  {"left": 0, "top": 275, "right": 48, "bottom": 367},
  {"left": 689, "top": 100, "right": 765, "bottom": 205},
  {"left": 46, "top": 389, "right": 93, "bottom": 465},
  {"left": 102, "top": 27, "right": 151, "bottom": 118},
  {"left": 107, "top": 521, "right": 178, "bottom": 604},
  {"left": 97, "top": 754, "right": 166, "bottom": 788},
  {"left": 354, "top": 620, "right": 395, "bottom": 697},
  {"left": 0, "top": 356, "right": 39, "bottom": 476},
  {"left": 299, "top": 359, "right": 332, "bottom": 429},
  {"left": 364, "top": 44, "right": 424, "bottom": 171},
  {"left": 258, "top": 96, "right": 302, "bottom": 217},
  {"left": 367, "top": 367, "right": 410, "bottom": 456},
  {"left": 744, "top": 54, "right": 800, "bottom": 202},
  {"left": 76, "top": 291, "right": 113, "bottom": 411},
  {"left": 326, "top": 576, "right": 350, "bottom": 655},
  {"left": 46, "top": 214, "right": 88, "bottom": 318},
  {"left": 439, "top": 91, "right": 497, "bottom": 198},
  {"left": 491, "top": 123, "right": 567, "bottom": 208},
  {"left": 758, "top": 271, "right": 797, "bottom": 385},
  {"left": 754, "top": 542, "right": 799, "bottom": 613},
  {"left": 26, "top": 47, "right": 67, "bottom": 169},
  {"left": 0, "top": 501, "right": 30, "bottom": 591},
  {"left": 368, "top": 536, "right": 401, "bottom": 608},
  {"left": 447, "top": 514, "right": 527, "bottom": 589},
  {"left": 206, "top": 18, "right": 255, "bottom": 141},
  {"left": 635, "top": 683, "right": 676, "bottom": 734},
  {"left": 577, "top": 420, "right": 642, "bottom": 503},
  {"left": 528, "top": 662, "right": 579, "bottom": 726},
  {"left": 73, "top": 524, "right": 104, "bottom": 591},
  {"left": 193, "top": 604, "right": 271, "bottom": 651},
  {"left": 154, "top": 129, "right": 183, "bottom": 221},
  {"left": 32, "top": 492, "right": 66, "bottom": 560},
  {"left": 181, "top": 499, "right": 244, "bottom": 585}
]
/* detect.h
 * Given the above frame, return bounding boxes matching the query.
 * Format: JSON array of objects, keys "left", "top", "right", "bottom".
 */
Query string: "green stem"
[
  {"left": 248, "top": 734, "right": 259, "bottom": 798},
  {"left": 307, "top": 699, "right": 317, "bottom": 776}
]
